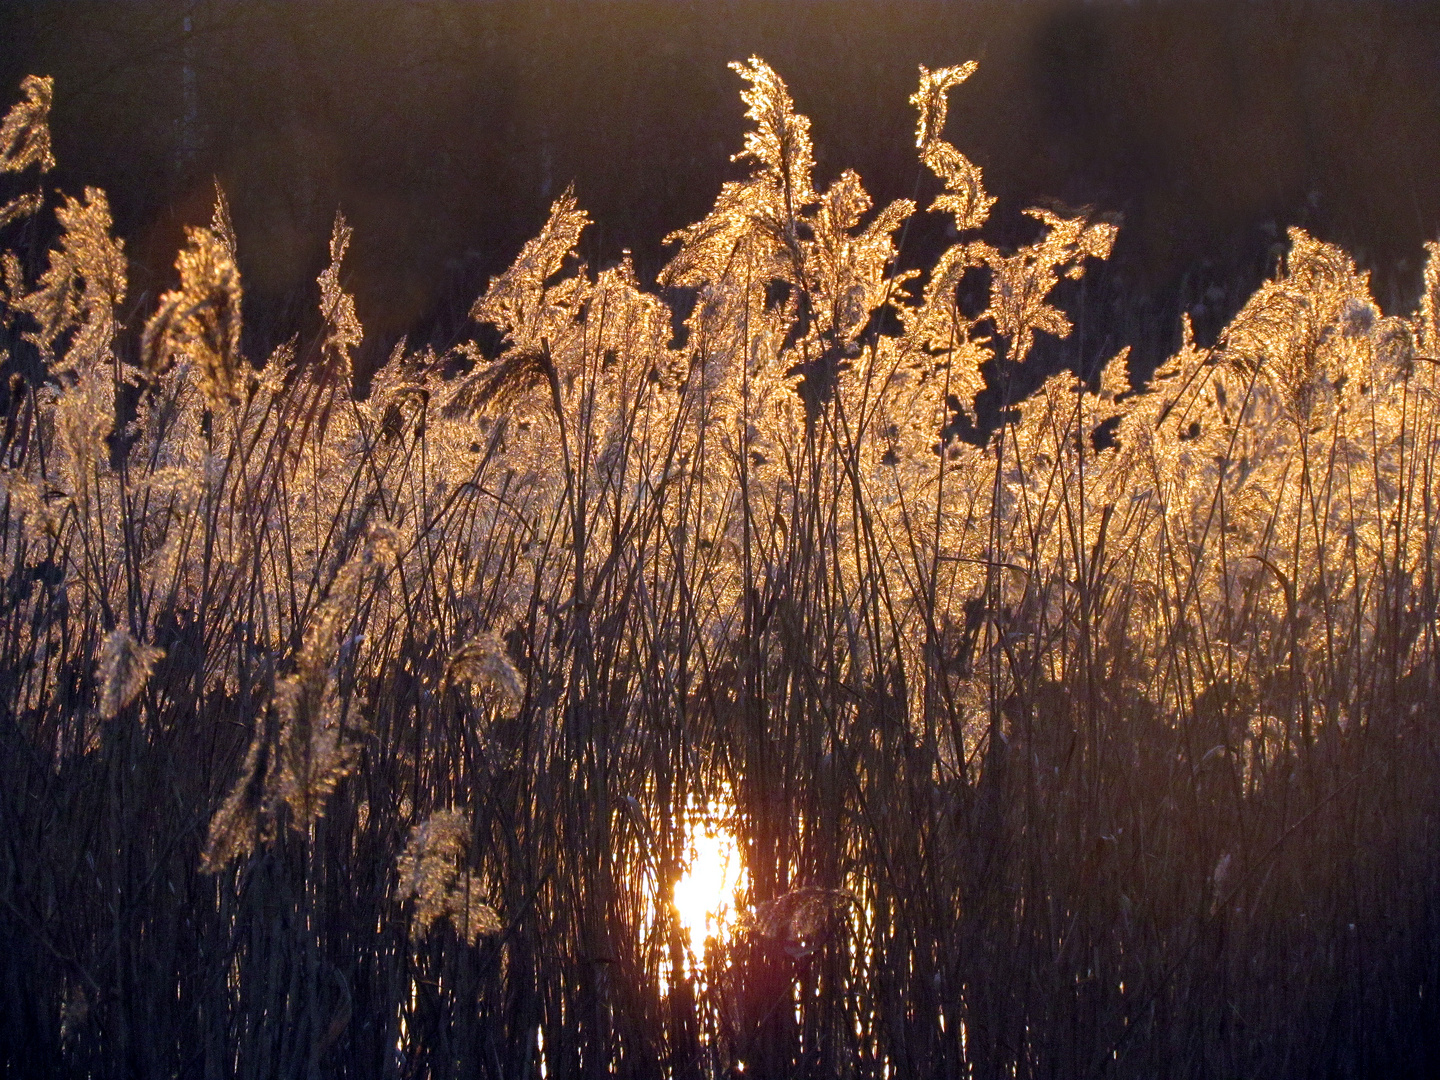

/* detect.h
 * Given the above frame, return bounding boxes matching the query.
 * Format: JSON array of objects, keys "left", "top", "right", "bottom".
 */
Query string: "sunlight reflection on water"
[{"left": 673, "top": 805, "right": 748, "bottom": 959}]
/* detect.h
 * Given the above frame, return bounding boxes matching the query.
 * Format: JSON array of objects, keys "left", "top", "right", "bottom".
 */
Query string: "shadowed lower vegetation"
[{"left": 2, "top": 60, "right": 1439, "bottom": 1079}]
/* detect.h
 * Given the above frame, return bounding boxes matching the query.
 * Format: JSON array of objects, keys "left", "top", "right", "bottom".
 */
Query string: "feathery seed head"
[
  {"left": 397, "top": 809, "right": 502, "bottom": 944},
  {"left": 1339, "top": 296, "right": 1377, "bottom": 339},
  {"left": 200, "top": 728, "right": 273, "bottom": 873},
  {"left": 470, "top": 186, "right": 589, "bottom": 343},
  {"left": 911, "top": 62, "right": 977, "bottom": 150},
  {"left": 0, "top": 75, "right": 55, "bottom": 174},
  {"left": 20, "top": 188, "right": 126, "bottom": 366},
  {"left": 143, "top": 225, "right": 246, "bottom": 406},
  {"left": 0, "top": 190, "right": 43, "bottom": 233},
  {"left": 442, "top": 632, "right": 525, "bottom": 713},
  {"left": 210, "top": 181, "right": 238, "bottom": 260},
  {"left": 746, "top": 888, "right": 857, "bottom": 958},
  {"left": 96, "top": 628, "right": 165, "bottom": 720},
  {"left": 911, "top": 63, "right": 993, "bottom": 232},
  {"left": 319, "top": 211, "right": 363, "bottom": 383},
  {"left": 730, "top": 57, "right": 816, "bottom": 206}
]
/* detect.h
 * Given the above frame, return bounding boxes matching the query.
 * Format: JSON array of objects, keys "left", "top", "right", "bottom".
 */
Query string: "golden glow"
[{"left": 673, "top": 815, "right": 748, "bottom": 958}]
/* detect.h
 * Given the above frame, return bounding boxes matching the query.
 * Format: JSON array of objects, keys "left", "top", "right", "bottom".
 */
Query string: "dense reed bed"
[{"left": 2, "top": 61, "right": 1438, "bottom": 1079}]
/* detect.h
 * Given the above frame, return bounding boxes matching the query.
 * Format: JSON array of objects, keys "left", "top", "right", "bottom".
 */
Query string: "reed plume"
[{"left": 0, "top": 74, "right": 55, "bottom": 174}]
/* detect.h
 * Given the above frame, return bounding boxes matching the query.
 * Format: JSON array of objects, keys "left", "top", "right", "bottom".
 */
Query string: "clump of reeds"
[{"left": 1, "top": 59, "right": 1438, "bottom": 1080}]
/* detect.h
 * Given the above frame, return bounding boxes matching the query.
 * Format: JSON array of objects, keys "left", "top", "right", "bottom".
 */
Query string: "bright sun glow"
[{"left": 673, "top": 815, "right": 748, "bottom": 958}]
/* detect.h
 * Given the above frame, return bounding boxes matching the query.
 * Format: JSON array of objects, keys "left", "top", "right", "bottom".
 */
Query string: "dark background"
[{"left": 3, "top": 0, "right": 1440, "bottom": 377}]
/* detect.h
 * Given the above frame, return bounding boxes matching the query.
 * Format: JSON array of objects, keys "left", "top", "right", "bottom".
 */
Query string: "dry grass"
[{"left": 1, "top": 59, "right": 1438, "bottom": 1079}]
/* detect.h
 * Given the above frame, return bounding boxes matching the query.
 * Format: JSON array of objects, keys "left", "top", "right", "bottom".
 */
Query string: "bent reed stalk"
[{"left": 1, "top": 60, "right": 1439, "bottom": 1079}]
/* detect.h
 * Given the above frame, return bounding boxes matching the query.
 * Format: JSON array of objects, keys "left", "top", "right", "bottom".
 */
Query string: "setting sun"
[{"left": 673, "top": 816, "right": 748, "bottom": 958}]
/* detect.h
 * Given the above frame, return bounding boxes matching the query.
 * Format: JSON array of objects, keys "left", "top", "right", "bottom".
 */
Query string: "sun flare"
[{"left": 673, "top": 817, "right": 748, "bottom": 958}]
